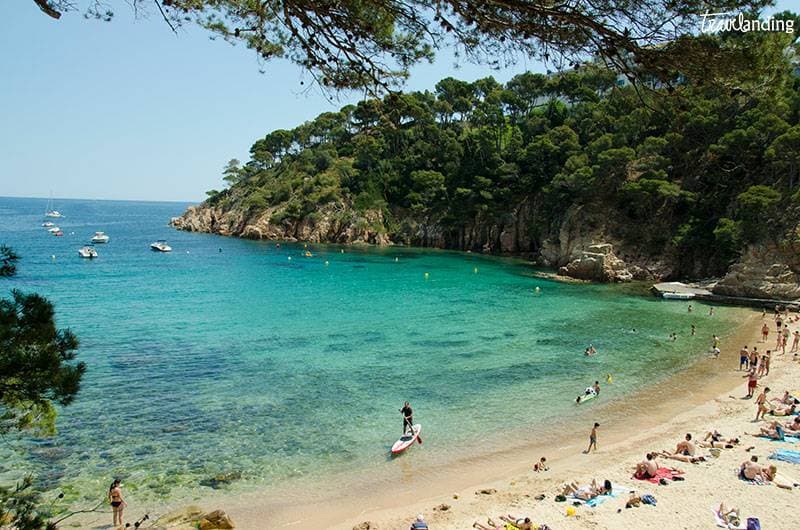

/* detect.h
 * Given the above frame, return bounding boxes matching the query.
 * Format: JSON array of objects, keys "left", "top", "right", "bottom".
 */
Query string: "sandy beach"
[{"left": 210, "top": 309, "right": 799, "bottom": 529}]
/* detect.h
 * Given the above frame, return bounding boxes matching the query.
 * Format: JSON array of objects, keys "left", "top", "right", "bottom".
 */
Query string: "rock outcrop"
[
  {"left": 714, "top": 244, "right": 800, "bottom": 301},
  {"left": 558, "top": 243, "right": 634, "bottom": 282},
  {"left": 151, "top": 506, "right": 235, "bottom": 529},
  {"left": 172, "top": 202, "right": 390, "bottom": 246}
]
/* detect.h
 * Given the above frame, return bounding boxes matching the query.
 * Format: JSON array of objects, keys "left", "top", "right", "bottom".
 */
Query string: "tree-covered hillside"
[{"left": 187, "top": 22, "right": 800, "bottom": 280}]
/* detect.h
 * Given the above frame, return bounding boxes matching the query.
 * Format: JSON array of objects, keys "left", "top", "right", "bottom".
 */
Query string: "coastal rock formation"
[
  {"left": 152, "top": 506, "right": 235, "bottom": 529},
  {"left": 714, "top": 244, "right": 800, "bottom": 301},
  {"left": 558, "top": 243, "right": 634, "bottom": 282},
  {"left": 172, "top": 202, "right": 390, "bottom": 245}
]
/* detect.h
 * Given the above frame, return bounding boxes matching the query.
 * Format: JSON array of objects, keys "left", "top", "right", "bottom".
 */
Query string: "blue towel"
[
  {"left": 769, "top": 449, "right": 800, "bottom": 464},
  {"left": 585, "top": 491, "right": 618, "bottom": 507}
]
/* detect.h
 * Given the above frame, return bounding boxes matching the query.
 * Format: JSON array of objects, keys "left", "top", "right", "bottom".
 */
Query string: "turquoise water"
[{"left": 0, "top": 197, "right": 740, "bottom": 509}]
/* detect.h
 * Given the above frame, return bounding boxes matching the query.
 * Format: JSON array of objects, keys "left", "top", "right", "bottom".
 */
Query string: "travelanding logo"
[{"left": 699, "top": 11, "right": 795, "bottom": 34}]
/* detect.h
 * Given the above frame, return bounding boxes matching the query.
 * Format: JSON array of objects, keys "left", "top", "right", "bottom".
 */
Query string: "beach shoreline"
[
  {"left": 139, "top": 306, "right": 796, "bottom": 529},
  {"left": 66, "top": 306, "right": 800, "bottom": 529}
]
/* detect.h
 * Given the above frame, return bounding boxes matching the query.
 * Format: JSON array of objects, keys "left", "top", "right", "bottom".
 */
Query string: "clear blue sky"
[
  {"left": 0, "top": 3, "right": 538, "bottom": 202},
  {"left": 0, "top": 1, "right": 792, "bottom": 202}
]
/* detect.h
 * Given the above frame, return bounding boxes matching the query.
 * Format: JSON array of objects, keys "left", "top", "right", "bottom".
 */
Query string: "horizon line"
[{"left": 0, "top": 194, "right": 200, "bottom": 204}]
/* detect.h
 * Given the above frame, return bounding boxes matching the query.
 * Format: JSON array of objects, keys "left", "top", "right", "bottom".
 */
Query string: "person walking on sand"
[
  {"left": 763, "top": 350, "right": 771, "bottom": 376},
  {"left": 761, "top": 323, "right": 769, "bottom": 342},
  {"left": 585, "top": 422, "right": 599, "bottom": 453},
  {"left": 755, "top": 387, "right": 771, "bottom": 421},
  {"left": 108, "top": 478, "right": 126, "bottom": 528},
  {"left": 792, "top": 330, "right": 800, "bottom": 353},
  {"left": 744, "top": 367, "right": 759, "bottom": 399},
  {"left": 749, "top": 347, "right": 759, "bottom": 371},
  {"left": 739, "top": 346, "right": 749, "bottom": 371}
]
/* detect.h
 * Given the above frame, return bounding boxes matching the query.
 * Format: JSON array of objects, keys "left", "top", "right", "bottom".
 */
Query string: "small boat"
[
  {"left": 48, "top": 226, "right": 61, "bottom": 233},
  {"left": 150, "top": 240, "right": 172, "bottom": 252},
  {"left": 661, "top": 292, "right": 695, "bottom": 300},
  {"left": 44, "top": 193, "right": 63, "bottom": 218},
  {"left": 78, "top": 246, "right": 98, "bottom": 259},
  {"left": 42, "top": 221, "right": 54, "bottom": 227},
  {"left": 91, "top": 232, "right": 110, "bottom": 244},
  {"left": 391, "top": 424, "right": 422, "bottom": 454}
]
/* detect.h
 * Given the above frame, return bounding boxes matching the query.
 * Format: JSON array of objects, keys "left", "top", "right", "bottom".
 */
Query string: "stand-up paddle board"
[{"left": 391, "top": 424, "right": 422, "bottom": 454}]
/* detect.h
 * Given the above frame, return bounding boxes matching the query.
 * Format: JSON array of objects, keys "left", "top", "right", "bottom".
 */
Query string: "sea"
[{"left": 0, "top": 196, "right": 742, "bottom": 513}]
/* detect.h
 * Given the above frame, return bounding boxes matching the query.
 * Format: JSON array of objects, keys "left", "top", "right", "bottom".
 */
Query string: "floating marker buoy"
[
  {"left": 535, "top": 286, "right": 541, "bottom": 293},
  {"left": 473, "top": 267, "right": 478, "bottom": 273},
  {"left": 51, "top": 255, "right": 56, "bottom": 260},
  {"left": 424, "top": 272, "right": 430, "bottom": 279},
  {"left": 340, "top": 249, "right": 344, "bottom": 253},
  {"left": 395, "top": 257, "right": 399, "bottom": 262},
  {"left": 288, "top": 256, "right": 292, "bottom": 261},
  {"left": 304, "top": 243, "right": 307, "bottom": 248},
  {"left": 325, "top": 260, "right": 329, "bottom": 266}
]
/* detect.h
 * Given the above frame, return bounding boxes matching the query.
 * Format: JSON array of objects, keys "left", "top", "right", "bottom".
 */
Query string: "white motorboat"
[
  {"left": 78, "top": 246, "right": 98, "bottom": 259},
  {"left": 42, "top": 221, "right": 54, "bottom": 227},
  {"left": 150, "top": 240, "right": 172, "bottom": 252},
  {"left": 47, "top": 226, "right": 61, "bottom": 233},
  {"left": 91, "top": 231, "right": 110, "bottom": 244}
]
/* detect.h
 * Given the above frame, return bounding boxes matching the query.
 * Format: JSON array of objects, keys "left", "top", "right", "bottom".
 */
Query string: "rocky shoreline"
[{"left": 171, "top": 202, "right": 800, "bottom": 303}]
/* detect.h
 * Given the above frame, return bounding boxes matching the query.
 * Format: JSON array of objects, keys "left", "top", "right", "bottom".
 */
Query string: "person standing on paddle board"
[{"left": 400, "top": 401, "right": 414, "bottom": 434}]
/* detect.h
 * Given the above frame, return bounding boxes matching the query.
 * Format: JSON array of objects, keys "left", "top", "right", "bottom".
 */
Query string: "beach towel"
[
  {"left": 712, "top": 508, "right": 746, "bottom": 529},
  {"left": 634, "top": 467, "right": 684, "bottom": 483},
  {"left": 769, "top": 448, "right": 800, "bottom": 464}
]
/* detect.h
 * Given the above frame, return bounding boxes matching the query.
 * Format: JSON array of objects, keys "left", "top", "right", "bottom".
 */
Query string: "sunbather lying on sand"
[
  {"left": 473, "top": 519, "right": 503, "bottom": 530},
  {"left": 561, "top": 479, "right": 612, "bottom": 500},
  {"left": 746, "top": 420, "right": 785, "bottom": 440},
  {"left": 771, "top": 391, "right": 797, "bottom": 406},
  {"left": 740, "top": 456, "right": 766, "bottom": 481},
  {"left": 763, "top": 464, "right": 795, "bottom": 490},
  {"left": 783, "top": 416, "right": 800, "bottom": 434},
  {"left": 700, "top": 431, "right": 740, "bottom": 448},
  {"left": 768, "top": 403, "right": 797, "bottom": 416},
  {"left": 498, "top": 514, "right": 532, "bottom": 530},
  {"left": 634, "top": 453, "right": 659, "bottom": 478},
  {"left": 715, "top": 503, "right": 741, "bottom": 528},
  {"left": 655, "top": 450, "right": 706, "bottom": 463}
]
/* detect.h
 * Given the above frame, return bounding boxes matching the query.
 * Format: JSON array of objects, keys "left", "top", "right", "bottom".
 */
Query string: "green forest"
[{"left": 206, "top": 20, "right": 800, "bottom": 278}]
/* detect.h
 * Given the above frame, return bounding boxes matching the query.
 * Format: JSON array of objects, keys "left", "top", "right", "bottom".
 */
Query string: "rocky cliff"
[{"left": 713, "top": 243, "right": 800, "bottom": 301}]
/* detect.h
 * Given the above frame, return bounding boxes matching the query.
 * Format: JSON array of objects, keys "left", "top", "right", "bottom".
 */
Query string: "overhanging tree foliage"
[{"left": 32, "top": 1, "right": 777, "bottom": 91}]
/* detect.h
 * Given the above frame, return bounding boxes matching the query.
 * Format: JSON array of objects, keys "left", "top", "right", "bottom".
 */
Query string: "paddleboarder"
[{"left": 400, "top": 401, "right": 414, "bottom": 434}]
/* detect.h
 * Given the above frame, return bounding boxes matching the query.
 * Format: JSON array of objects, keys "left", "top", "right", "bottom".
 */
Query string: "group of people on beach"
[{"left": 459, "top": 303, "right": 800, "bottom": 530}]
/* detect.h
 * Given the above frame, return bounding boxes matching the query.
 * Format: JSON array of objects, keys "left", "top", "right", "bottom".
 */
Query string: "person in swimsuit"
[
  {"left": 400, "top": 401, "right": 414, "bottom": 434},
  {"left": 635, "top": 452, "right": 659, "bottom": 479},
  {"left": 743, "top": 367, "right": 759, "bottom": 398},
  {"left": 585, "top": 422, "right": 599, "bottom": 453},
  {"left": 739, "top": 346, "right": 749, "bottom": 371},
  {"left": 761, "top": 323, "right": 769, "bottom": 342},
  {"left": 108, "top": 478, "right": 126, "bottom": 527},
  {"left": 499, "top": 514, "right": 532, "bottom": 530},
  {"left": 755, "top": 387, "right": 770, "bottom": 421}
]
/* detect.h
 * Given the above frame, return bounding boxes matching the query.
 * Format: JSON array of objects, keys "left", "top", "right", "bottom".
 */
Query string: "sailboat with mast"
[{"left": 44, "top": 193, "right": 63, "bottom": 218}]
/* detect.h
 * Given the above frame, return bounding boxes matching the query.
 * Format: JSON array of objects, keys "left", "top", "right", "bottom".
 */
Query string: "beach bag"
[{"left": 746, "top": 517, "right": 761, "bottom": 530}]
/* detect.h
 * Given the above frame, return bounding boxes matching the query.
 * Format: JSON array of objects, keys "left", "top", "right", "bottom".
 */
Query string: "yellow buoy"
[{"left": 304, "top": 243, "right": 307, "bottom": 248}]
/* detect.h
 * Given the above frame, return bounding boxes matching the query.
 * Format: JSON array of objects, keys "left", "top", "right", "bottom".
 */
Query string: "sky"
[
  {"left": 0, "top": 3, "right": 538, "bottom": 202},
  {"left": 0, "top": 1, "right": 794, "bottom": 202}
]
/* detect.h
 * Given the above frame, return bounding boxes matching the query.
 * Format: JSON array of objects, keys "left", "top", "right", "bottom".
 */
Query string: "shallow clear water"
[{"left": 0, "top": 196, "right": 740, "bottom": 507}]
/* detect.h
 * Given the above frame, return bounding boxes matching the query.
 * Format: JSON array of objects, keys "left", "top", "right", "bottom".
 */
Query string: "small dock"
[{"left": 652, "top": 282, "right": 799, "bottom": 310}]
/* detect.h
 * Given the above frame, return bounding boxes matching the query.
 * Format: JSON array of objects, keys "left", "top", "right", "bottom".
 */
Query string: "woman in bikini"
[{"left": 108, "top": 478, "right": 126, "bottom": 527}]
